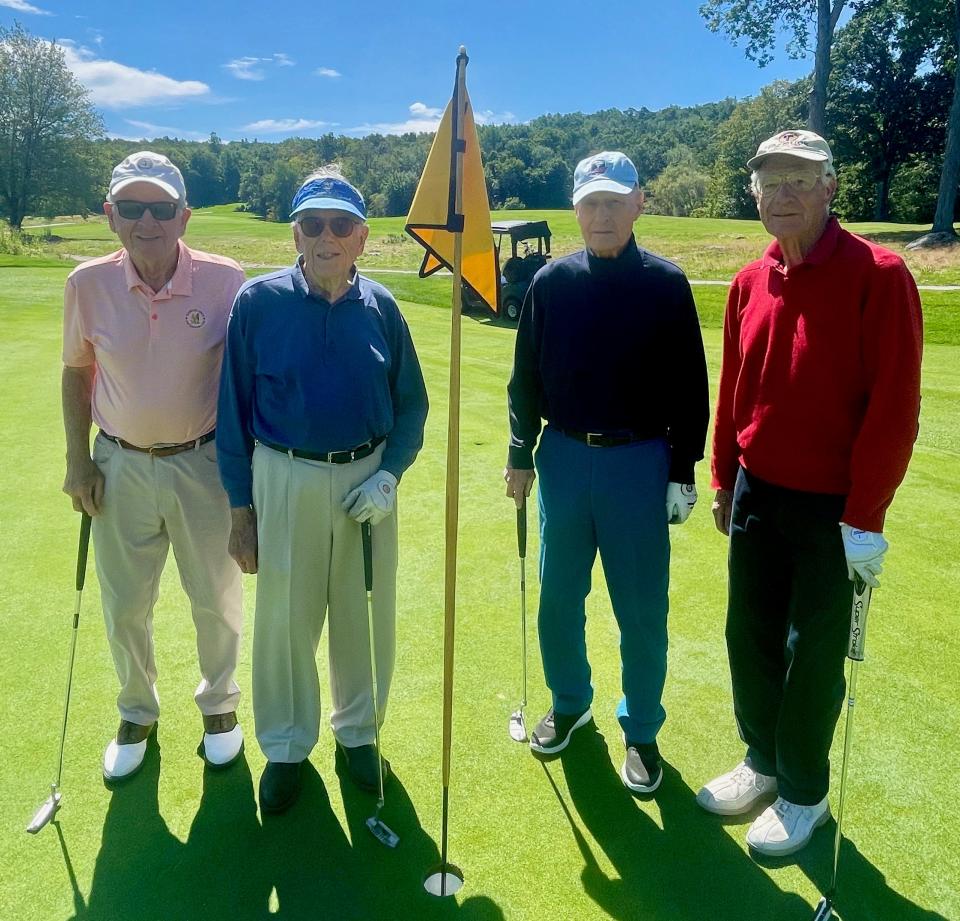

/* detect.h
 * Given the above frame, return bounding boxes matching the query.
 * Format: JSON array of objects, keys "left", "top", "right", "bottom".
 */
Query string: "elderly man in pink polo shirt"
[{"left": 61, "top": 151, "right": 245, "bottom": 781}]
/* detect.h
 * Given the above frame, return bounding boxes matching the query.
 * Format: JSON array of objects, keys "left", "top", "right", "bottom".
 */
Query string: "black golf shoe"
[
  {"left": 336, "top": 741, "right": 391, "bottom": 793},
  {"left": 529, "top": 707, "right": 593, "bottom": 755},
  {"left": 620, "top": 740, "right": 663, "bottom": 794},
  {"left": 259, "top": 761, "right": 302, "bottom": 814}
]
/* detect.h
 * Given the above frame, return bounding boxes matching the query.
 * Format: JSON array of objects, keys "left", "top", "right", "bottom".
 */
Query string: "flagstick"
[{"left": 435, "top": 45, "right": 468, "bottom": 898}]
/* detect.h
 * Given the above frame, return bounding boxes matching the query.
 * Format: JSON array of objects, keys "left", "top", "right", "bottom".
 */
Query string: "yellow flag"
[{"left": 405, "top": 75, "right": 499, "bottom": 314}]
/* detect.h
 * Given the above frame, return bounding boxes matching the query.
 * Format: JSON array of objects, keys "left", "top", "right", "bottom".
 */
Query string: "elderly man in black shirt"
[{"left": 504, "top": 151, "right": 708, "bottom": 792}]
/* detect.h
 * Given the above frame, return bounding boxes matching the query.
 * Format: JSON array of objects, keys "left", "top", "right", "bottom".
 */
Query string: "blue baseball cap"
[
  {"left": 290, "top": 176, "right": 366, "bottom": 220},
  {"left": 572, "top": 151, "right": 639, "bottom": 205}
]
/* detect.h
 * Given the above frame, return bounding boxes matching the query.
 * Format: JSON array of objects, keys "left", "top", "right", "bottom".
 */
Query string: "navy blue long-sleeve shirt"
[
  {"left": 217, "top": 262, "right": 428, "bottom": 507},
  {"left": 507, "top": 236, "right": 708, "bottom": 483}
]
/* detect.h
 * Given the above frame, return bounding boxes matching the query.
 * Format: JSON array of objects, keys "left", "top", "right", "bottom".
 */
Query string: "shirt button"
[{"left": 151, "top": 313, "right": 158, "bottom": 320}]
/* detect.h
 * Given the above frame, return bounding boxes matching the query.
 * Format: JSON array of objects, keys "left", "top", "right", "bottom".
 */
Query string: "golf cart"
[{"left": 463, "top": 220, "right": 552, "bottom": 323}]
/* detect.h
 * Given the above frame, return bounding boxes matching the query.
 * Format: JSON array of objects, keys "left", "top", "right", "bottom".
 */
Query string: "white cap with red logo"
[{"left": 109, "top": 151, "right": 186, "bottom": 203}]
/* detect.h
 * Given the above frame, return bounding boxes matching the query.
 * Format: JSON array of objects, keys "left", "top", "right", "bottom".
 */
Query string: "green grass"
[
  {"left": 15, "top": 204, "right": 960, "bottom": 287},
  {"left": 1, "top": 239, "right": 957, "bottom": 920}
]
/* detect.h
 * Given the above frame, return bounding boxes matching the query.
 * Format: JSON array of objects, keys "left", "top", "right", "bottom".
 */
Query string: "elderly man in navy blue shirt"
[
  {"left": 218, "top": 168, "right": 428, "bottom": 813},
  {"left": 505, "top": 152, "right": 708, "bottom": 793}
]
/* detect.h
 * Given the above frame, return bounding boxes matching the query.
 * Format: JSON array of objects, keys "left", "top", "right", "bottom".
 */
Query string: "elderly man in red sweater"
[{"left": 696, "top": 130, "right": 922, "bottom": 856}]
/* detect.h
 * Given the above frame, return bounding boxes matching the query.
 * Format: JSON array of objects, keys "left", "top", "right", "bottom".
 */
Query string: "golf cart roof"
[{"left": 491, "top": 220, "right": 551, "bottom": 241}]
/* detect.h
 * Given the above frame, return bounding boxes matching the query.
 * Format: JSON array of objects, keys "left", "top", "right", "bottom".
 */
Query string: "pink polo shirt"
[{"left": 63, "top": 241, "right": 245, "bottom": 447}]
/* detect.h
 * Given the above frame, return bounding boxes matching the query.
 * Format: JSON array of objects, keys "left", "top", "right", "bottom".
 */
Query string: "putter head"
[
  {"left": 811, "top": 896, "right": 834, "bottom": 921},
  {"left": 366, "top": 815, "right": 399, "bottom": 848},
  {"left": 26, "top": 789, "right": 62, "bottom": 835},
  {"left": 423, "top": 863, "right": 464, "bottom": 897},
  {"left": 509, "top": 709, "right": 527, "bottom": 742}
]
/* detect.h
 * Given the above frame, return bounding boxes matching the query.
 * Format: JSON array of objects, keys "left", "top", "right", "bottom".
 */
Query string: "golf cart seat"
[{"left": 502, "top": 256, "right": 525, "bottom": 284}]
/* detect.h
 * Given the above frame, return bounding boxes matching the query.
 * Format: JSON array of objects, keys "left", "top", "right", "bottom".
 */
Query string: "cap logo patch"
[
  {"left": 185, "top": 309, "right": 206, "bottom": 328},
  {"left": 587, "top": 160, "right": 608, "bottom": 176},
  {"left": 137, "top": 157, "right": 155, "bottom": 170},
  {"left": 777, "top": 132, "right": 803, "bottom": 147}
]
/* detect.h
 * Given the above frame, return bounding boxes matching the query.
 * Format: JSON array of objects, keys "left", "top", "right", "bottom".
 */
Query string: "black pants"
[{"left": 726, "top": 467, "right": 853, "bottom": 805}]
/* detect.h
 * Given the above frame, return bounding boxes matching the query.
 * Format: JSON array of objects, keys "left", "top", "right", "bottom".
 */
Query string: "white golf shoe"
[
  {"left": 201, "top": 712, "right": 244, "bottom": 768},
  {"left": 103, "top": 720, "right": 155, "bottom": 781},
  {"left": 746, "top": 795, "right": 831, "bottom": 856},
  {"left": 696, "top": 761, "right": 778, "bottom": 815}
]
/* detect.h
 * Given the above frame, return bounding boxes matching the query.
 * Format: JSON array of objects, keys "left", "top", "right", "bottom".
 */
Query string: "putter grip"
[
  {"left": 517, "top": 498, "right": 527, "bottom": 558},
  {"left": 76, "top": 512, "right": 92, "bottom": 591},
  {"left": 361, "top": 521, "right": 373, "bottom": 592},
  {"left": 848, "top": 574, "right": 871, "bottom": 661}
]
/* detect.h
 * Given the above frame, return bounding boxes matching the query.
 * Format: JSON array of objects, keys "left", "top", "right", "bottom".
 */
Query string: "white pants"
[
  {"left": 92, "top": 433, "right": 242, "bottom": 725},
  {"left": 251, "top": 442, "right": 397, "bottom": 763}
]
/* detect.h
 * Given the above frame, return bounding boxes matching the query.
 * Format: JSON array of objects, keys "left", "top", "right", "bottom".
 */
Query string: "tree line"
[{"left": 2, "top": 2, "right": 958, "bottom": 236}]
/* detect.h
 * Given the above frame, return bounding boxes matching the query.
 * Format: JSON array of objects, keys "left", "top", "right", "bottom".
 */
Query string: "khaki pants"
[
  {"left": 251, "top": 442, "right": 397, "bottom": 763},
  {"left": 92, "top": 433, "right": 243, "bottom": 725}
]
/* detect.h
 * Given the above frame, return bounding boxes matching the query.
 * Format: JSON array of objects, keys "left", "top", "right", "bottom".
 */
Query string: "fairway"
[{"left": 1, "top": 209, "right": 958, "bottom": 921}]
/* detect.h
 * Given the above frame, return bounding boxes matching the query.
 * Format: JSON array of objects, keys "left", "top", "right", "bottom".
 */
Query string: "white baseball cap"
[
  {"left": 747, "top": 130, "right": 834, "bottom": 171},
  {"left": 109, "top": 151, "right": 186, "bottom": 203}
]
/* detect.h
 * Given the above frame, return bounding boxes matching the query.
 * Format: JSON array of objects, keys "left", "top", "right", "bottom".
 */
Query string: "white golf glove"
[
  {"left": 342, "top": 470, "right": 398, "bottom": 525},
  {"left": 840, "top": 522, "right": 888, "bottom": 589},
  {"left": 666, "top": 482, "right": 697, "bottom": 525}
]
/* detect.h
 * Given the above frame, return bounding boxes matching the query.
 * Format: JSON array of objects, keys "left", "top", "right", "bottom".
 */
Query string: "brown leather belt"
[{"left": 102, "top": 430, "right": 215, "bottom": 456}]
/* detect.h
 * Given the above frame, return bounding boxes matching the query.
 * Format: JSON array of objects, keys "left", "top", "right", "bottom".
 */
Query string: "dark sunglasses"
[
  {"left": 113, "top": 200, "right": 180, "bottom": 221},
  {"left": 297, "top": 215, "right": 359, "bottom": 238}
]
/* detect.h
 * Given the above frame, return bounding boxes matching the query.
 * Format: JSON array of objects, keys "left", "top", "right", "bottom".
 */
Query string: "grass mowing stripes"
[{"left": 1, "top": 231, "right": 957, "bottom": 920}]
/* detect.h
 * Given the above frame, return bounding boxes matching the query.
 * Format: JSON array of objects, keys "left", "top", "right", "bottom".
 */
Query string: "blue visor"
[{"left": 290, "top": 177, "right": 366, "bottom": 220}]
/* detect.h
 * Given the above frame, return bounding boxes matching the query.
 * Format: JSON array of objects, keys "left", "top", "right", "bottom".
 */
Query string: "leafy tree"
[
  {"left": 700, "top": 0, "right": 848, "bottom": 133},
  {"left": 0, "top": 23, "right": 103, "bottom": 229},
  {"left": 932, "top": 0, "right": 960, "bottom": 237},
  {"left": 647, "top": 163, "right": 711, "bottom": 216}
]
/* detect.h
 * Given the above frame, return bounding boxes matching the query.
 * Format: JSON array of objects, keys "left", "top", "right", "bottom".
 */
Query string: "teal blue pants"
[{"left": 535, "top": 426, "right": 671, "bottom": 745}]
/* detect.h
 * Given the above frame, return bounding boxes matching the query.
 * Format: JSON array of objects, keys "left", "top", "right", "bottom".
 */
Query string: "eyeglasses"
[
  {"left": 297, "top": 215, "right": 359, "bottom": 238},
  {"left": 756, "top": 172, "right": 821, "bottom": 196},
  {"left": 113, "top": 200, "right": 180, "bottom": 221}
]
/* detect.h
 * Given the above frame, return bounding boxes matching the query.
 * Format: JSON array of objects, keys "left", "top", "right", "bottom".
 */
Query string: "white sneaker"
[
  {"left": 746, "top": 795, "right": 831, "bottom": 856},
  {"left": 696, "top": 761, "right": 778, "bottom": 815}
]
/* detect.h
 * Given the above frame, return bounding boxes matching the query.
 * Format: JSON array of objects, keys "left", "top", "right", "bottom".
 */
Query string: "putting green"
[{"left": 0, "top": 218, "right": 957, "bottom": 919}]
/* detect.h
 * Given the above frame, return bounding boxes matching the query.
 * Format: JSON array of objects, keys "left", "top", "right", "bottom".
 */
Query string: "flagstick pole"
[{"left": 438, "top": 45, "right": 468, "bottom": 897}]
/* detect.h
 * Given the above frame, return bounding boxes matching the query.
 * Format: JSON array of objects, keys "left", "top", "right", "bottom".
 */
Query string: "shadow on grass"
[
  {"left": 70, "top": 737, "right": 503, "bottom": 920},
  {"left": 551, "top": 726, "right": 947, "bottom": 921}
]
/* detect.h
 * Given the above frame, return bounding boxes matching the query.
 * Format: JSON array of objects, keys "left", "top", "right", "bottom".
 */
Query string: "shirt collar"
[
  {"left": 762, "top": 215, "right": 841, "bottom": 270},
  {"left": 121, "top": 240, "right": 193, "bottom": 297},
  {"left": 293, "top": 259, "right": 363, "bottom": 305},
  {"left": 586, "top": 234, "right": 643, "bottom": 272}
]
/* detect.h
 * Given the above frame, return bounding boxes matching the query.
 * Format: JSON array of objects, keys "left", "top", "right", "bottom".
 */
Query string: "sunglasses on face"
[
  {"left": 297, "top": 215, "right": 359, "bottom": 238},
  {"left": 756, "top": 172, "right": 821, "bottom": 196},
  {"left": 113, "top": 200, "right": 180, "bottom": 221}
]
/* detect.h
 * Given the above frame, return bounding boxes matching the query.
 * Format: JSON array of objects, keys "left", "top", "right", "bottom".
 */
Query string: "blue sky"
[{"left": 1, "top": 0, "right": 814, "bottom": 141}]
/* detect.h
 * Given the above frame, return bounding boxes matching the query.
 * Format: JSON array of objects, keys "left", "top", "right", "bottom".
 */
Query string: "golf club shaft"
[
  {"left": 517, "top": 498, "right": 527, "bottom": 709},
  {"left": 55, "top": 513, "right": 92, "bottom": 789},
  {"left": 361, "top": 521, "right": 386, "bottom": 808},
  {"left": 827, "top": 575, "right": 872, "bottom": 898}
]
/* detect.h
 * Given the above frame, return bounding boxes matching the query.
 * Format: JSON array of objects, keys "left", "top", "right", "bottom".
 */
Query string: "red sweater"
[{"left": 711, "top": 218, "right": 922, "bottom": 532}]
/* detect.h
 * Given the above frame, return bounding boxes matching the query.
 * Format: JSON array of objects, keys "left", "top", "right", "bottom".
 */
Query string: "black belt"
[
  {"left": 260, "top": 435, "right": 385, "bottom": 464},
  {"left": 559, "top": 428, "right": 660, "bottom": 448},
  {"left": 102, "top": 430, "right": 214, "bottom": 456}
]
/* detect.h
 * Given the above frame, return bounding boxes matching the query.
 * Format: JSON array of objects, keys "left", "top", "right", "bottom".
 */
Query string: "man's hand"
[
  {"left": 666, "top": 482, "right": 697, "bottom": 525},
  {"left": 229, "top": 506, "right": 258, "bottom": 574},
  {"left": 63, "top": 456, "right": 105, "bottom": 516},
  {"left": 712, "top": 489, "right": 733, "bottom": 536},
  {"left": 840, "top": 523, "right": 888, "bottom": 589},
  {"left": 504, "top": 466, "right": 536, "bottom": 510},
  {"left": 342, "top": 470, "right": 397, "bottom": 525}
]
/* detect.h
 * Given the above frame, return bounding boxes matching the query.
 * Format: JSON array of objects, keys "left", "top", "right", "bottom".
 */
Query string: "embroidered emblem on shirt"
[{"left": 185, "top": 309, "right": 206, "bottom": 328}]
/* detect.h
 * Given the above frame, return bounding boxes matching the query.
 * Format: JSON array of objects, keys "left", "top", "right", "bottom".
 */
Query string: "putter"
[
  {"left": 508, "top": 497, "right": 529, "bottom": 742},
  {"left": 27, "top": 512, "right": 92, "bottom": 835},
  {"left": 360, "top": 521, "right": 399, "bottom": 849},
  {"left": 811, "top": 574, "right": 873, "bottom": 921}
]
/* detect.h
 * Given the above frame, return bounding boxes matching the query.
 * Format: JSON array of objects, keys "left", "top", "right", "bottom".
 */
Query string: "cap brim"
[
  {"left": 290, "top": 197, "right": 365, "bottom": 220},
  {"left": 572, "top": 179, "right": 635, "bottom": 206},
  {"left": 747, "top": 149, "right": 830, "bottom": 170},
  {"left": 110, "top": 177, "right": 183, "bottom": 202}
]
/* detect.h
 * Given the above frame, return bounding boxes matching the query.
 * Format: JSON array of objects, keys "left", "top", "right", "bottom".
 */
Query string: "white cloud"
[
  {"left": 61, "top": 42, "right": 210, "bottom": 108},
  {"left": 346, "top": 101, "right": 517, "bottom": 137},
  {"left": 475, "top": 109, "right": 517, "bottom": 125},
  {"left": 223, "top": 56, "right": 265, "bottom": 81},
  {"left": 113, "top": 119, "right": 209, "bottom": 141},
  {"left": 0, "top": 0, "right": 51, "bottom": 14},
  {"left": 273, "top": 53, "right": 295, "bottom": 67},
  {"left": 314, "top": 67, "right": 341, "bottom": 78},
  {"left": 243, "top": 117, "right": 333, "bottom": 134}
]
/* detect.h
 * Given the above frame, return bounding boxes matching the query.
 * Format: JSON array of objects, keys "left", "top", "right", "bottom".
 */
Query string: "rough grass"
[{"left": 1, "top": 230, "right": 957, "bottom": 921}]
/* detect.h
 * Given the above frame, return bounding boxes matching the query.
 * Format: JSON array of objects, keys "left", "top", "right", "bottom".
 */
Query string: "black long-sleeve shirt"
[{"left": 507, "top": 236, "right": 709, "bottom": 483}]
